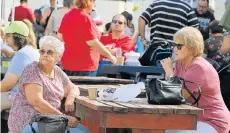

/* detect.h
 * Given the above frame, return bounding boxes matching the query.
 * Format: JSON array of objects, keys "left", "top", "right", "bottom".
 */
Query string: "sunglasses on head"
[
  {"left": 39, "top": 49, "right": 55, "bottom": 56},
  {"left": 112, "top": 20, "right": 124, "bottom": 25},
  {"left": 172, "top": 43, "right": 184, "bottom": 50}
]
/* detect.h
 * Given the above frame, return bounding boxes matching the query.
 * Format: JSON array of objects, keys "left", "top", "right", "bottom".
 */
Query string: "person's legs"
[
  {"left": 165, "top": 121, "right": 218, "bottom": 133},
  {"left": 0, "top": 92, "right": 12, "bottom": 111},
  {"left": 69, "top": 123, "right": 91, "bottom": 133},
  {"left": 64, "top": 70, "right": 91, "bottom": 76},
  {"left": 21, "top": 122, "right": 38, "bottom": 133}
]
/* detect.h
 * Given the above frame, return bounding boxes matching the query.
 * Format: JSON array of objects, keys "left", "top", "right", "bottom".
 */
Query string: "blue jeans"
[
  {"left": 64, "top": 70, "right": 97, "bottom": 77},
  {"left": 21, "top": 122, "right": 91, "bottom": 133}
]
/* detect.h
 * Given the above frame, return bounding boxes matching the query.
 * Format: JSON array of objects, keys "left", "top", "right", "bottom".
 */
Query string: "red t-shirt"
[
  {"left": 58, "top": 8, "right": 101, "bottom": 71},
  {"left": 100, "top": 33, "right": 135, "bottom": 59},
  {"left": 175, "top": 57, "right": 230, "bottom": 133},
  {"left": 9, "top": 5, "right": 35, "bottom": 23}
]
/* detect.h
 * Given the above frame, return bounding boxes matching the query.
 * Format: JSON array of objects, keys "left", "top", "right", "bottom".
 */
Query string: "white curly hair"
[{"left": 39, "top": 36, "right": 65, "bottom": 56}]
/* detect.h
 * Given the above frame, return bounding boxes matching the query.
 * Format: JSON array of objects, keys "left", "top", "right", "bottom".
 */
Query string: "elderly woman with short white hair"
[
  {"left": 8, "top": 36, "right": 90, "bottom": 133},
  {"left": 162, "top": 27, "right": 230, "bottom": 133}
]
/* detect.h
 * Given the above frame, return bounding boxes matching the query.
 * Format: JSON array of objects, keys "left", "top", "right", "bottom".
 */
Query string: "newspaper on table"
[{"left": 98, "top": 82, "right": 145, "bottom": 102}]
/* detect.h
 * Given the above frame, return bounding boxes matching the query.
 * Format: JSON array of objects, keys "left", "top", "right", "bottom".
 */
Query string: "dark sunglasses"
[
  {"left": 112, "top": 20, "right": 124, "bottom": 25},
  {"left": 172, "top": 43, "right": 184, "bottom": 50},
  {"left": 39, "top": 49, "right": 55, "bottom": 56}
]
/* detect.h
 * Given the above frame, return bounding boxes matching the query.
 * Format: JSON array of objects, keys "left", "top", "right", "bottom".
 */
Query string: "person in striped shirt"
[{"left": 139, "top": 0, "right": 199, "bottom": 47}]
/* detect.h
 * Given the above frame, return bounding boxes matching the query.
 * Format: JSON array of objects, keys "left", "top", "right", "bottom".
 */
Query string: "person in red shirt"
[
  {"left": 8, "top": 0, "right": 35, "bottom": 23},
  {"left": 100, "top": 14, "right": 135, "bottom": 60},
  {"left": 57, "top": 0, "right": 116, "bottom": 76}
]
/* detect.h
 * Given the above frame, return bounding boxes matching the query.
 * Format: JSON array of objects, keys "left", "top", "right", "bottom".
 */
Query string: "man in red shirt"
[
  {"left": 8, "top": 0, "right": 35, "bottom": 23},
  {"left": 100, "top": 14, "right": 135, "bottom": 60}
]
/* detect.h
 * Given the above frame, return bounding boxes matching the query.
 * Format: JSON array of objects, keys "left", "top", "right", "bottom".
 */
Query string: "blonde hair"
[
  {"left": 74, "top": 0, "right": 92, "bottom": 9},
  {"left": 174, "top": 27, "right": 204, "bottom": 57}
]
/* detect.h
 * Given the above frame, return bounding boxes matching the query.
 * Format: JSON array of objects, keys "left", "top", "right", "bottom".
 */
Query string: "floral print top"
[
  {"left": 204, "top": 36, "right": 230, "bottom": 66},
  {"left": 8, "top": 62, "right": 71, "bottom": 133}
]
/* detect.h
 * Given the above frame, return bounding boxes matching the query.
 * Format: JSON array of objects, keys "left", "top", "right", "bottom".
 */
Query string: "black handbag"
[
  {"left": 145, "top": 76, "right": 201, "bottom": 106},
  {"left": 29, "top": 114, "right": 70, "bottom": 133}
]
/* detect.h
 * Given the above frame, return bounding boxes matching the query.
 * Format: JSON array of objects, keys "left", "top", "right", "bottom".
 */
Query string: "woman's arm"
[
  {"left": 24, "top": 83, "right": 63, "bottom": 115},
  {"left": 56, "top": 33, "right": 63, "bottom": 41},
  {"left": 220, "top": 35, "right": 230, "bottom": 54},
  {"left": 0, "top": 72, "right": 19, "bottom": 92},
  {"left": 44, "top": 12, "right": 53, "bottom": 36},
  {"left": 160, "top": 58, "right": 191, "bottom": 99},
  {"left": 23, "top": 19, "right": 37, "bottom": 49},
  {"left": 64, "top": 82, "right": 80, "bottom": 112},
  {"left": 40, "top": 8, "right": 51, "bottom": 25},
  {"left": 86, "top": 39, "right": 117, "bottom": 64},
  {"left": 1, "top": 48, "right": 15, "bottom": 57}
]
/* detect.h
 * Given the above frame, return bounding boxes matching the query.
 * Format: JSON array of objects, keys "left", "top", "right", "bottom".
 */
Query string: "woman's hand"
[
  {"left": 65, "top": 97, "right": 75, "bottom": 112},
  {"left": 108, "top": 55, "right": 117, "bottom": 64},
  {"left": 160, "top": 57, "right": 174, "bottom": 77},
  {"left": 66, "top": 115, "right": 79, "bottom": 128}
]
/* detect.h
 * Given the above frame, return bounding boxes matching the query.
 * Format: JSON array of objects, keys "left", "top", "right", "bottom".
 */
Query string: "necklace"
[{"left": 38, "top": 63, "right": 54, "bottom": 79}]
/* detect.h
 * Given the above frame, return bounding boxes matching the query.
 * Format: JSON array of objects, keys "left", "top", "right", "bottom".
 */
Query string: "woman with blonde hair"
[
  {"left": 57, "top": 0, "right": 116, "bottom": 76},
  {"left": 161, "top": 27, "right": 230, "bottom": 133}
]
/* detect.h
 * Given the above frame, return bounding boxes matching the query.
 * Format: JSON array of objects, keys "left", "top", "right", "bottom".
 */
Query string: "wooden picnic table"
[
  {"left": 69, "top": 76, "right": 148, "bottom": 98},
  {"left": 76, "top": 84, "right": 146, "bottom": 98},
  {"left": 75, "top": 96, "right": 203, "bottom": 133},
  {"left": 69, "top": 76, "right": 134, "bottom": 85}
]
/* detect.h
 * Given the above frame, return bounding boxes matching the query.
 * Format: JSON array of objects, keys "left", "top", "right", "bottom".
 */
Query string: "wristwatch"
[{"left": 167, "top": 75, "right": 174, "bottom": 81}]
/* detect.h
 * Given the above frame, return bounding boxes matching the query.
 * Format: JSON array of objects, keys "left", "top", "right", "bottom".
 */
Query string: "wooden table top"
[
  {"left": 100, "top": 65, "right": 165, "bottom": 75},
  {"left": 75, "top": 96, "right": 203, "bottom": 115}
]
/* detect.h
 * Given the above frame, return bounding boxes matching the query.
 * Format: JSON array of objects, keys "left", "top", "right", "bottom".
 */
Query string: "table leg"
[
  {"left": 132, "top": 129, "right": 165, "bottom": 133},
  {"left": 82, "top": 120, "right": 106, "bottom": 133}
]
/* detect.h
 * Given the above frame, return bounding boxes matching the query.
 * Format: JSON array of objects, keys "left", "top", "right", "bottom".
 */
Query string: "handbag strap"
[{"left": 180, "top": 78, "right": 202, "bottom": 106}]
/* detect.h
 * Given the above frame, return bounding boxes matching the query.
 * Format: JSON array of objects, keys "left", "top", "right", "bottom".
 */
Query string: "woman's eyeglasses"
[
  {"left": 112, "top": 20, "right": 124, "bottom": 25},
  {"left": 172, "top": 43, "right": 184, "bottom": 50},
  {"left": 39, "top": 49, "right": 55, "bottom": 56}
]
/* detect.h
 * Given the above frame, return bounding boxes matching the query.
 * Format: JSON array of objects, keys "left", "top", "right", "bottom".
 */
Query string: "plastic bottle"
[{"left": 116, "top": 47, "right": 122, "bottom": 57}]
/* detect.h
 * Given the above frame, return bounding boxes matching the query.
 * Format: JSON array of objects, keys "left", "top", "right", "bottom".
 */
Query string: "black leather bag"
[
  {"left": 145, "top": 76, "right": 201, "bottom": 106},
  {"left": 29, "top": 114, "right": 70, "bottom": 133}
]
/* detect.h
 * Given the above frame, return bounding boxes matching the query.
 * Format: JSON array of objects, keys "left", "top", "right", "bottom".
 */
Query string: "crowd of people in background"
[{"left": 1, "top": 0, "right": 230, "bottom": 133}]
